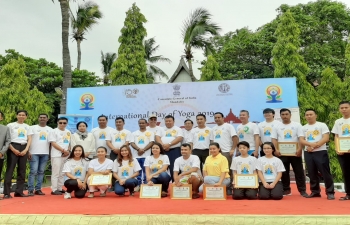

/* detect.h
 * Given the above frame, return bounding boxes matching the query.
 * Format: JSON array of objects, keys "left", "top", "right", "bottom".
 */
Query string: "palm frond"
[{"left": 148, "top": 64, "right": 169, "bottom": 79}]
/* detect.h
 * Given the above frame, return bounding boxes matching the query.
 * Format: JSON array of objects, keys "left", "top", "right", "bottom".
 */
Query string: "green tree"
[
  {"left": 144, "top": 37, "right": 171, "bottom": 83},
  {"left": 200, "top": 55, "right": 222, "bottom": 81},
  {"left": 0, "top": 58, "right": 52, "bottom": 125},
  {"left": 70, "top": 1, "right": 103, "bottom": 70},
  {"left": 110, "top": 3, "right": 148, "bottom": 85},
  {"left": 100, "top": 51, "right": 117, "bottom": 85},
  {"left": 182, "top": 8, "right": 221, "bottom": 81}
]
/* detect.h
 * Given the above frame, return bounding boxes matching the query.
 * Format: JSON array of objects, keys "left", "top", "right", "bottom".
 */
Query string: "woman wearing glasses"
[
  {"left": 256, "top": 142, "right": 285, "bottom": 200},
  {"left": 71, "top": 121, "right": 95, "bottom": 160}
]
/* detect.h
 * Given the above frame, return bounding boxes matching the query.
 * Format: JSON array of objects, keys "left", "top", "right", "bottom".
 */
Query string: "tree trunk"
[
  {"left": 59, "top": 0, "right": 72, "bottom": 114},
  {"left": 187, "top": 59, "right": 197, "bottom": 82},
  {"left": 77, "top": 39, "right": 81, "bottom": 70}
]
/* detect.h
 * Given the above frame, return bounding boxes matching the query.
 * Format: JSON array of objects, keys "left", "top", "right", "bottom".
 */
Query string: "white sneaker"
[
  {"left": 64, "top": 192, "right": 71, "bottom": 199},
  {"left": 134, "top": 186, "right": 140, "bottom": 192}
]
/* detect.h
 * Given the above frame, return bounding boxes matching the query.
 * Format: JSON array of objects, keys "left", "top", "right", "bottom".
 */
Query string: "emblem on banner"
[
  {"left": 266, "top": 84, "right": 282, "bottom": 103},
  {"left": 173, "top": 84, "right": 181, "bottom": 95},
  {"left": 80, "top": 93, "right": 95, "bottom": 110},
  {"left": 218, "top": 83, "right": 230, "bottom": 93},
  {"left": 124, "top": 88, "right": 139, "bottom": 98}
]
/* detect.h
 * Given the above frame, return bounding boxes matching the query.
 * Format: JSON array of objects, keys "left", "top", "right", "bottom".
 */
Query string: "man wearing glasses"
[
  {"left": 48, "top": 117, "right": 71, "bottom": 195},
  {"left": 147, "top": 114, "right": 160, "bottom": 135}
]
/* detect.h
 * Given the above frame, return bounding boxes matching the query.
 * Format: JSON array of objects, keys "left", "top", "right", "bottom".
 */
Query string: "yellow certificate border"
[
  {"left": 278, "top": 142, "right": 298, "bottom": 156},
  {"left": 203, "top": 184, "right": 227, "bottom": 200},
  {"left": 234, "top": 174, "right": 258, "bottom": 189},
  {"left": 89, "top": 173, "right": 112, "bottom": 186},
  {"left": 337, "top": 137, "right": 350, "bottom": 153},
  {"left": 170, "top": 184, "right": 192, "bottom": 200},
  {"left": 139, "top": 184, "right": 162, "bottom": 199}
]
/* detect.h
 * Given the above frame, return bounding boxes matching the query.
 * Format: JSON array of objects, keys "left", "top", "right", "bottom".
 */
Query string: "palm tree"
[
  {"left": 181, "top": 8, "right": 221, "bottom": 81},
  {"left": 100, "top": 51, "right": 117, "bottom": 85},
  {"left": 144, "top": 37, "right": 171, "bottom": 83},
  {"left": 70, "top": 1, "right": 102, "bottom": 70}
]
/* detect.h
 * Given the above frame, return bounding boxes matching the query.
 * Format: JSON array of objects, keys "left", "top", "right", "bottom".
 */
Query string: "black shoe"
[
  {"left": 283, "top": 190, "right": 291, "bottom": 196},
  {"left": 226, "top": 187, "right": 232, "bottom": 196},
  {"left": 59, "top": 190, "right": 66, "bottom": 194},
  {"left": 327, "top": 194, "right": 335, "bottom": 200},
  {"left": 339, "top": 195, "right": 350, "bottom": 201},
  {"left": 4, "top": 194, "right": 12, "bottom": 199},
  {"left": 28, "top": 191, "right": 34, "bottom": 197},
  {"left": 14, "top": 193, "right": 29, "bottom": 197},
  {"left": 307, "top": 193, "right": 321, "bottom": 198},
  {"left": 51, "top": 190, "right": 63, "bottom": 195},
  {"left": 300, "top": 191, "right": 309, "bottom": 198},
  {"left": 35, "top": 190, "right": 45, "bottom": 195}
]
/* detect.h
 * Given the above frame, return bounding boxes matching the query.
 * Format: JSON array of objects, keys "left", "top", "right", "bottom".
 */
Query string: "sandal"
[
  {"left": 88, "top": 193, "right": 94, "bottom": 198},
  {"left": 100, "top": 191, "right": 107, "bottom": 197},
  {"left": 339, "top": 195, "right": 350, "bottom": 201}
]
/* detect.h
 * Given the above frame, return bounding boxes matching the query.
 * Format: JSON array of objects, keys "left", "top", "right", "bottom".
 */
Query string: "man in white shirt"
[
  {"left": 300, "top": 109, "right": 334, "bottom": 200},
  {"left": 28, "top": 114, "right": 52, "bottom": 196},
  {"left": 332, "top": 100, "right": 350, "bottom": 201},
  {"left": 236, "top": 110, "right": 260, "bottom": 157},
  {"left": 182, "top": 119, "right": 193, "bottom": 144},
  {"left": 91, "top": 115, "right": 114, "bottom": 158},
  {"left": 130, "top": 118, "right": 154, "bottom": 186},
  {"left": 106, "top": 117, "right": 131, "bottom": 162},
  {"left": 258, "top": 108, "right": 281, "bottom": 157},
  {"left": 189, "top": 114, "right": 211, "bottom": 170},
  {"left": 155, "top": 115, "right": 183, "bottom": 181},
  {"left": 49, "top": 117, "right": 71, "bottom": 195},
  {"left": 0, "top": 111, "right": 10, "bottom": 185},
  {"left": 3, "top": 110, "right": 33, "bottom": 198},
  {"left": 173, "top": 143, "right": 203, "bottom": 199},
  {"left": 209, "top": 112, "right": 238, "bottom": 195},
  {"left": 146, "top": 114, "right": 160, "bottom": 136},
  {"left": 271, "top": 108, "right": 308, "bottom": 197}
]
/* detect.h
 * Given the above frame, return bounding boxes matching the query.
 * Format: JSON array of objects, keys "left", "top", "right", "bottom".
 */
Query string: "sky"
[{"left": 1, "top": 0, "right": 349, "bottom": 82}]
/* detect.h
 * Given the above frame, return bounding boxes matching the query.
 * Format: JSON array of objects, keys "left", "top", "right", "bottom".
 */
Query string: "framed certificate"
[
  {"left": 89, "top": 173, "right": 112, "bottom": 186},
  {"left": 234, "top": 174, "right": 258, "bottom": 188},
  {"left": 170, "top": 184, "right": 192, "bottom": 199},
  {"left": 203, "top": 185, "right": 226, "bottom": 200},
  {"left": 139, "top": 184, "right": 162, "bottom": 198},
  {"left": 278, "top": 142, "right": 298, "bottom": 156},
  {"left": 337, "top": 137, "right": 350, "bottom": 153}
]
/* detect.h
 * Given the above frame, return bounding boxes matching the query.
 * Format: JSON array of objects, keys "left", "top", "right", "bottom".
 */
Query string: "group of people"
[{"left": 0, "top": 100, "right": 349, "bottom": 201}]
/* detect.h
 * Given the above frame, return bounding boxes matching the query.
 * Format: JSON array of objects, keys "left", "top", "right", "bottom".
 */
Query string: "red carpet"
[{"left": 0, "top": 184, "right": 348, "bottom": 215}]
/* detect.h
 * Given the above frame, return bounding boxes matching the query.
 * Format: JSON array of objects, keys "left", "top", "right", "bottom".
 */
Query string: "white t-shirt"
[
  {"left": 271, "top": 121, "right": 304, "bottom": 142},
  {"left": 62, "top": 158, "right": 90, "bottom": 181},
  {"left": 332, "top": 118, "right": 350, "bottom": 137},
  {"left": 189, "top": 127, "right": 211, "bottom": 150},
  {"left": 48, "top": 128, "right": 71, "bottom": 158},
  {"left": 257, "top": 156, "right": 285, "bottom": 182},
  {"left": 7, "top": 122, "right": 33, "bottom": 144},
  {"left": 182, "top": 129, "right": 192, "bottom": 144},
  {"left": 130, "top": 130, "right": 154, "bottom": 158},
  {"left": 29, "top": 125, "right": 52, "bottom": 154},
  {"left": 146, "top": 126, "right": 160, "bottom": 137},
  {"left": 144, "top": 154, "right": 170, "bottom": 178},
  {"left": 88, "top": 158, "right": 114, "bottom": 172},
  {"left": 106, "top": 128, "right": 132, "bottom": 151},
  {"left": 71, "top": 133, "right": 96, "bottom": 156},
  {"left": 210, "top": 123, "right": 237, "bottom": 152},
  {"left": 302, "top": 122, "right": 329, "bottom": 151},
  {"left": 91, "top": 126, "right": 114, "bottom": 155},
  {"left": 112, "top": 159, "right": 141, "bottom": 179},
  {"left": 236, "top": 122, "right": 260, "bottom": 150},
  {"left": 258, "top": 120, "right": 281, "bottom": 143},
  {"left": 231, "top": 156, "right": 257, "bottom": 174},
  {"left": 156, "top": 126, "right": 183, "bottom": 148},
  {"left": 173, "top": 155, "right": 202, "bottom": 182}
]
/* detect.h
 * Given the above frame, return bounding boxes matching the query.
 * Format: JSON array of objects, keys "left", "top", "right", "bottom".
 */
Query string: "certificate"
[
  {"left": 234, "top": 174, "right": 258, "bottom": 188},
  {"left": 89, "top": 173, "right": 112, "bottom": 186},
  {"left": 337, "top": 137, "right": 350, "bottom": 153},
  {"left": 203, "top": 185, "right": 226, "bottom": 200},
  {"left": 171, "top": 184, "right": 192, "bottom": 199},
  {"left": 278, "top": 142, "right": 298, "bottom": 156},
  {"left": 139, "top": 184, "right": 162, "bottom": 198}
]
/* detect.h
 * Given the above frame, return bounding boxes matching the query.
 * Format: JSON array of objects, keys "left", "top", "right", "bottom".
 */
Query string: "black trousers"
[
  {"left": 304, "top": 151, "right": 334, "bottom": 195},
  {"left": 110, "top": 151, "right": 118, "bottom": 187},
  {"left": 192, "top": 149, "right": 209, "bottom": 171},
  {"left": 337, "top": 153, "right": 350, "bottom": 195},
  {"left": 280, "top": 156, "right": 306, "bottom": 192},
  {"left": 64, "top": 179, "right": 87, "bottom": 198},
  {"left": 164, "top": 147, "right": 181, "bottom": 182},
  {"left": 233, "top": 188, "right": 258, "bottom": 200},
  {"left": 4, "top": 143, "right": 28, "bottom": 195},
  {"left": 0, "top": 158, "right": 4, "bottom": 181},
  {"left": 258, "top": 181, "right": 283, "bottom": 200}
]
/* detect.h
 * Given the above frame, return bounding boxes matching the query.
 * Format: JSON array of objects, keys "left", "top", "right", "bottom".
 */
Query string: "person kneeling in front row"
[
  {"left": 62, "top": 145, "right": 89, "bottom": 199},
  {"left": 257, "top": 142, "right": 285, "bottom": 200},
  {"left": 112, "top": 145, "right": 141, "bottom": 197},
  {"left": 173, "top": 143, "right": 203, "bottom": 199},
  {"left": 144, "top": 142, "right": 171, "bottom": 197},
  {"left": 231, "top": 141, "right": 258, "bottom": 200}
]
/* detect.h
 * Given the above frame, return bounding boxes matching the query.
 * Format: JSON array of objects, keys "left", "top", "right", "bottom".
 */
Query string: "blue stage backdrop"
[{"left": 67, "top": 78, "right": 299, "bottom": 131}]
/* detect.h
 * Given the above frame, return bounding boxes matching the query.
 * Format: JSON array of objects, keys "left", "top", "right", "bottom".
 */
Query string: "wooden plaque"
[
  {"left": 203, "top": 184, "right": 226, "bottom": 200},
  {"left": 234, "top": 174, "right": 258, "bottom": 188},
  {"left": 139, "top": 184, "right": 162, "bottom": 198},
  {"left": 337, "top": 137, "right": 350, "bottom": 153},
  {"left": 278, "top": 142, "right": 298, "bottom": 156},
  {"left": 171, "top": 184, "right": 192, "bottom": 199}
]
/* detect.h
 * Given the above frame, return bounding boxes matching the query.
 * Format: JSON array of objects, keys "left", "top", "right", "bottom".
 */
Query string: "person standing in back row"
[
  {"left": 236, "top": 110, "right": 260, "bottom": 157},
  {"left": 0, "top": 111, "right": 10, "bottom": 184},
  {"left": 91, "top": 115, "right": 114, "bottom": 158},
  {"left": 258, "top": 108, "right": 281, "bottom": 157}
]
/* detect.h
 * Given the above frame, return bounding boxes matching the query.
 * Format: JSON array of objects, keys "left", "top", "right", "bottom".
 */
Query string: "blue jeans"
[
  {"left": 151, "top": 172, "right": 171, "bottom": 192},
  {"left": 114, "top": 178, "right": 138, "bottom": 195},
  {"left": 28, "top": 154, "right": 49, "bottom": 191},
  {"left": 136, "top": 158, "right": 145, "bottom": 186}
]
